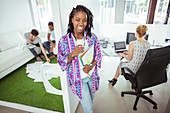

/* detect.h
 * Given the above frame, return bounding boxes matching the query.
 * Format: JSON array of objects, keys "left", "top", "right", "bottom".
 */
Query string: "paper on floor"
[{"left": 26, "top": 61, "right": 59, "bottom": 82}]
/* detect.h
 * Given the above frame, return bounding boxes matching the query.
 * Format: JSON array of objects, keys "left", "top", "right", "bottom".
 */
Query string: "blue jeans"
[
  {"left": 43, "top": 40, "right": 55, "bottom": 56},
  {"left": 80, "top": 76, "right": 95, "bottom": 113},
  {"left": 28, "top": 43, "right": 42, "bottom": 58}
]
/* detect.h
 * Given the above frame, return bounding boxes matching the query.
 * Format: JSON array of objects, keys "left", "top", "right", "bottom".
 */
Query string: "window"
[
  {"left": 100, "top": 0, "right": 115, "bottom": 24},
  {"left": 36, "top": 0, "right": 53, "bottom": 31},
  {"left": 123, "top": 0, "right": 150, "bottom": 24},
  {"left": 153, "top": 0, "right": 169, "bottom": 24}
]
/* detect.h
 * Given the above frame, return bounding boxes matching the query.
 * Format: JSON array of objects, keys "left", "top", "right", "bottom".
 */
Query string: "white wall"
[
  {"left": 59, "top": 0, "right": 100, "bottom": 36},
  {"left": 0, "top": 0, "right": 168, "bottom": 46},
  {"left": 100, "top": 24, "right": 168, "bottom": 45},
  {"left": 0, "top": 0, "right": 34, "bottom": 34}
]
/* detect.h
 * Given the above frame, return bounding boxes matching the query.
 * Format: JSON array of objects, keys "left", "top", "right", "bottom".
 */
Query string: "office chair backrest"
[{"left": 136, "top": 45, "right": 170, "bottom": 90}]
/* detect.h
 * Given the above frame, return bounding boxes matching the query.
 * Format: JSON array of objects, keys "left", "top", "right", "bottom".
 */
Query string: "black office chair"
[{"left": 121, "top": 45, "right": 170, "bottom": 110}]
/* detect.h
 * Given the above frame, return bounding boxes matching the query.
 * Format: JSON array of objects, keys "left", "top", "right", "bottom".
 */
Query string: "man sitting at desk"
[
  {"left": 24, "top": 29, "right": 50, "bottom": 62},
  {"left": 108, "top": 25, "right": 150, "bottom": 86}
]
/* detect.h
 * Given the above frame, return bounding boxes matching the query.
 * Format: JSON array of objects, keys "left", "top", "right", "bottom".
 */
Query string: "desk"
[
  {"left": 101, "top": 43, "right": 128, "bottom": 57},
  {"left": 101, "top": 43, "right": 169, "bottom": 57},
  {"left": 150, "top": 45, "right": 164, "bottom": 49},
  {"left": 101, "top": 43, "right": 119, "bottom": 57}
]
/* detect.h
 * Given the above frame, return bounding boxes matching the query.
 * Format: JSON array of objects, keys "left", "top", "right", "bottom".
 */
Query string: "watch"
[
  {"left": 89, "top": 64, "right": 93, "bottom": 66},
  {"left": 89, "top": 63, "right": 93, "bottom": 70}
]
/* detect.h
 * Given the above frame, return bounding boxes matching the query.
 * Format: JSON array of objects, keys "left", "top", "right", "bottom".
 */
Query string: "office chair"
[{"left": 121, "top": 45, "right": 170, "bottom": 110}]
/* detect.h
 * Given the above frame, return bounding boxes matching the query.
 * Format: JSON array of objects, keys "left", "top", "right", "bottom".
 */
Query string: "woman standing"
[{"left": 57, "top": 5, "right": 102, "bottom": 113}]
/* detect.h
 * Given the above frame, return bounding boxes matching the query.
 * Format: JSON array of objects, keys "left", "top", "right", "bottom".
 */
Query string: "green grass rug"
[{"left": 0, "top": 57, "right": 64, "bottom": 112}]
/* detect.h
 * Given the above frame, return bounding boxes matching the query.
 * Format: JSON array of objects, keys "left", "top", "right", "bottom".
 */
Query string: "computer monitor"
[
  {"left": 126, "top": 32, "right": 136, "bottom": 45},
  {"left": 126, "top": 32, "right": 149, "bottom": 45}
]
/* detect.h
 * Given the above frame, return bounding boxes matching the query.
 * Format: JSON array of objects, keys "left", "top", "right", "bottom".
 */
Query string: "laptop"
[{"left": 114, "top": 41, "right": 127, "bottom": 53}]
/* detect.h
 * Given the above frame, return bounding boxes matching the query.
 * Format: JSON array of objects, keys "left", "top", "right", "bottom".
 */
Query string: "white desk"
[
  {"left": 101, "top": 43, "right": 127, "bottom": 57},
  {"left": 101, "top": 43, "right": 170, "bottom": 57}
]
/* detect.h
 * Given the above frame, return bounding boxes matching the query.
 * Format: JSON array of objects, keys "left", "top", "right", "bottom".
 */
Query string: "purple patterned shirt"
[{"left": 57, "top": 32, "right": 102, "bottom": 99}]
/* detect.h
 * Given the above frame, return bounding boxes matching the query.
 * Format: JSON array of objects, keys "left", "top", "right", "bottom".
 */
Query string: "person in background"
[
  {"left": 24, "top": 29, "right": 50, "bottom": 62},
  {"left": 57, "top": 5, "right": 102, "bottom": 113},
  {"left": 108, "top": 25, "right": 150, "bottom": 86},
  {"left": 43, "top": 21, "right": 56, "bottom": 59}
]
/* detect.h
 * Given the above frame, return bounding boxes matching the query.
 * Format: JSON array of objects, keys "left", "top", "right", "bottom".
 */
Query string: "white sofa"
[
  {"left": 0, "top": 29, "right": 59, "bottom": 79},
  {"left": 0, "top": 29, "right": 35, "bottom": 79}
]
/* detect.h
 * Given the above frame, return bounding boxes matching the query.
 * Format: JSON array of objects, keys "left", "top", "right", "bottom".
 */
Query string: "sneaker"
[
  {"left": 49, "top": 55, "right": 55, "bottom": 59},
  {"left": 40, "top": 55, "right": 46, "bottom": 60},
  {"left": 36, "top": 57, "right": 43, "bottom": 61}
]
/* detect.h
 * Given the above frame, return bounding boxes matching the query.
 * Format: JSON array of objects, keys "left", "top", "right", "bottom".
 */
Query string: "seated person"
[
  {"left": 24, "top": 29, "right": 50, "bottom": 62},
  {"left": 108, "top": 25, "right": 150, "bottom": 86},
  {"left": 43, "top": 21, "right": 56, "bottom": 59}
]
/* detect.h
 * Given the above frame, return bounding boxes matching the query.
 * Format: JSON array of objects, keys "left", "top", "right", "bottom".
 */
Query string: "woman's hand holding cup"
[{"left": 72, "top": 44, "right": 84, "bottom": 57}]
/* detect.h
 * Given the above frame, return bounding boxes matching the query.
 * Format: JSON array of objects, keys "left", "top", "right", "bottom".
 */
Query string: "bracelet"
[{"left": 68, "top": 53, "right": 75, "bottom": 61}]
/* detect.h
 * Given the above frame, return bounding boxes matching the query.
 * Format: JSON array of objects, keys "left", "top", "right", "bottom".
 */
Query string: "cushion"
[
  {"left": 19, "top": 28, "right": 31, "bottom": 41},
  {"left": 0, "top": 31, "right": 25, "bottom": 51},
  {"left": 0, "top": 47, "right": 33, "bottom": 72}
]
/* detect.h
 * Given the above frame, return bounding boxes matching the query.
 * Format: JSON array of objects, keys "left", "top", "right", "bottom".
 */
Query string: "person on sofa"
[
  {"left": 24, "top": 29, "right": 50, "bottom": 62},
  {"left": 43, "top": 21, "right": 56, "bottom": 59}
]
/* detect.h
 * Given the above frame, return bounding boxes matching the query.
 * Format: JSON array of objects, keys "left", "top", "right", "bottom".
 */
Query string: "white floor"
[
  {"left": 0, "top": 56, "right": 170, "bottom": 113},
  {"left": 75, "top": 56, "right": 170, "bottom": 113}
]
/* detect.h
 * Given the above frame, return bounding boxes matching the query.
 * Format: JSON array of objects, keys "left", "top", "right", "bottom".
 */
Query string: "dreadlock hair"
[{"left": 67, "top": 5, "right": 94, "bottom": 38}]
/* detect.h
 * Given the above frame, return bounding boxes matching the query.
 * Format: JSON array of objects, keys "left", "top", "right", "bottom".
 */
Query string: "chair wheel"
[
  {"left": 133, "top": 107, "right": 137, "bottom": 110},
  {"left": 121, "top": 93, "right": 124, "bottom": 97},
  {"left": 149, "top": 91, "right": 153, "bottom": 95},
  {"left": 153, "top": 105, "right": 157, "bottom": 109}
]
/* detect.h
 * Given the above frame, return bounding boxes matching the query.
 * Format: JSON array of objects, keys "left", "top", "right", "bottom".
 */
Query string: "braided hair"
[{"left": 67, "top": 5, "right": 94, "bottom": 38}]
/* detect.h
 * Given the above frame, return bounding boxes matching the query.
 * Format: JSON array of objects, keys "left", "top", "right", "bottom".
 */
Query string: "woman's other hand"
[{"left": 83, "top": 64, "right": 91, "bottom": 74}]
